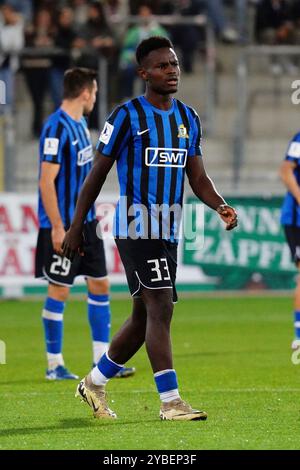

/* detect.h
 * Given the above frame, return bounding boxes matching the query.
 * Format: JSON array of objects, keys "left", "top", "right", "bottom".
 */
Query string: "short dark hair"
[
  {"left": 136, "top": 36, "right": 174, "bottom": 65},
  {"left": 63, "top": 68, "right": 97, "bottom": 99}
]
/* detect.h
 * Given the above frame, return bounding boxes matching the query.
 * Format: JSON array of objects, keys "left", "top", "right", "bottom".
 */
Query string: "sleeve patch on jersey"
[
  {"left": 99, "top": 122, "right": 114, "bottom": 145},
  {"left": 43, "top": 137, "right": 59, "bottom": 155},
  {"left": 287, "top": 142, "right": 300, "bottom": 158}
]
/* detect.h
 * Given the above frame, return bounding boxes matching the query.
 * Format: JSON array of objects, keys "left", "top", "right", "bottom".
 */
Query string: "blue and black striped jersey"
[
  {"left": 38, "top": 108, "right": 95, "bottom": 229},
  {"left": 281, "top": 132, "right": 300, "bottom": 227},
  {"left": 96, "top": 95, "right": 202, "bottom": 242}
]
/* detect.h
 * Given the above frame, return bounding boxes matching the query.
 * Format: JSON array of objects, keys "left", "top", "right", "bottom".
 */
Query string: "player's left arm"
[
  {"left": 186, "top": 156, "right": 238, "bottom": 231},
  {"left": 279, "top": 160, "right": 300, "bottom": 202}
]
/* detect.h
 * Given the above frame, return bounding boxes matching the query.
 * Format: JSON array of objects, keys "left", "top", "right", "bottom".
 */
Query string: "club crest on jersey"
[
  {"left": 145, "top": 147, "right": 188, "bottom": 168},
  {"left": 77, "top": 144, "right": 93, "bottom": 166},
  {"left": 177, "top": 124, "right": 189, "bottom": 139}
]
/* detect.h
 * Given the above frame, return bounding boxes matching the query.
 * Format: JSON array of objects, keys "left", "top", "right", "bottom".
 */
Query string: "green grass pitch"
[{"left": 1, "top": 296, "right": 300, "bottom": 450}]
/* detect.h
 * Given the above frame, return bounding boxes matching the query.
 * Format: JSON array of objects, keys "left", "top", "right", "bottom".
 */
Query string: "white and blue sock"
[
  {"left": 87, "top": 293, "right": 111, "bottom": 364},
  {"left": 154, "top": 369, "right": 180, "bottom": 403},
  {"left": 42, "top": 297, "right": 65, "bottom": 370},
  {"left": 91, "top": 352, "right": 124, "bottom": 386},
  {"left": 294, "top": 311, "right": 300, "bottom": 339}
]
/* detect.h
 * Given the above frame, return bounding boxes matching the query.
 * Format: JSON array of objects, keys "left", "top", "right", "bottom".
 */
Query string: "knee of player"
[
  {"left": 146, "top": 296, "right": 174, "bottom": 321},
  {"left": 160, "top": 299, "right": 174, "bottom": 317},
  {"left": 87, "top": 277, "right": 110, "bottom": 295},
  {"left": 48, "top": 284, "right": 69, "bottom": 302}
]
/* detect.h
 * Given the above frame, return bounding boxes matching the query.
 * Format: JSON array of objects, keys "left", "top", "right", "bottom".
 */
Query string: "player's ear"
[
  {"left": 82, "top": 87, "right": 90, "bottom": 102},
  {"left": 138, "top": 66, "right": 147, "bottom": 81}
]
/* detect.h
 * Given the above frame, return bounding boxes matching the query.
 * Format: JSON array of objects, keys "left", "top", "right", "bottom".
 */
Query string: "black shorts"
[
  {"left": 35, "top": 220, "right": 107, "bottom": 286},
  {"left": 115, "top": 238, "right": 178, "bottom": 302},
  {"left": 284, "top": 225, "right": 300, "bottom": 265}
]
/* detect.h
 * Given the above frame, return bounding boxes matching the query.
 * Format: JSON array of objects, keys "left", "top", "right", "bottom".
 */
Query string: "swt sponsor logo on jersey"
[
  {"left": 77, "top": 145, "right": 93, "bottom": 166},
  {"left": 145, "top": 147, "right": 188, "bottom": 168}
]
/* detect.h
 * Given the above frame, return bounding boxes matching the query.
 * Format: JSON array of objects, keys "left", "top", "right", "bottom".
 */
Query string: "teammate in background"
[
  {"left": 62, "top": 37, "right": 238, "bottom": 420},
  {"left": 35, "top": 67, "right": 135, "bottom": 380},
  {"left": 280, "top": 132, "right": 300, "bottom": 351}
]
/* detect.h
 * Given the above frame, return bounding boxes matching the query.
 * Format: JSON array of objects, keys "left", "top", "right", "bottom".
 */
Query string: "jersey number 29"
[{"left": 50, "top": 255, "right": 71, "bottom": 276}]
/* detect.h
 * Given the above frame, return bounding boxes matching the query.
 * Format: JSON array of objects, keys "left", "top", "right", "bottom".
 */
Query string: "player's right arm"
[
  {"left": 279, "top": 134, "right": 300, "bottom": 204},
  {"left": 39, "top": 162, "right": 65, "bottom": 254},
  {"left": 62, "top": 152, "right": 114, "bottom": 260},
  {"left": 62, "top": 105, "right": 130, "bottom": 261}
]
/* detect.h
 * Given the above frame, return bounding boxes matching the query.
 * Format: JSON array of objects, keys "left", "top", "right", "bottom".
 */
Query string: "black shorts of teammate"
[
  {"left": 115, "top": 238, "right": 178, "bottom": 302},
  {"left": 35, "top": 220, "right": 107, "bottom": 286},
  {"left": 284, "top": 225, "right": 300, "bottom": 265}
]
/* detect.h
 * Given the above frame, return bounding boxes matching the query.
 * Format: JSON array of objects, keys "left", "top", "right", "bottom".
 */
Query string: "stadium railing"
[
  {"left": 0, "top": 14, "right": 216, "bottom": 192},
  {"left": 233, "top": 44, "right": 300, "bottom": 189}
]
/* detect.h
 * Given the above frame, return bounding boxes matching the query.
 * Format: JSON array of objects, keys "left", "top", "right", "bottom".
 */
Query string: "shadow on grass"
[{"left": 0, "top": 417, "right": 156, "bottom": 438}]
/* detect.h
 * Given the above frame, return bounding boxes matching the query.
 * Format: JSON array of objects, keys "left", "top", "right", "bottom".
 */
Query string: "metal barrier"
[
  {"left": 234, "top": 44, "right": 300, "bottom": 189},
  {"left": 0, "top": 14, "right": 216, "bottom": 191},
  {"left": 0, "top": 114, "right": 4, "bottom": 191}
]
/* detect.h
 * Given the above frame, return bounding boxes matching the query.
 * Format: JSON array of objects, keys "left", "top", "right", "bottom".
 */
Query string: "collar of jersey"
[
  {"left": 140, "top": 96, "right": 175, "bottom": 115},
  {"left": 60, "top": 108, "right": 83, "bottom": 125}
]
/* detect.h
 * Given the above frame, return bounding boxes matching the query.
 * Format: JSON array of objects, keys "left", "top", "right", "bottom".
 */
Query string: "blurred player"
[
  {"left": 280, "top": 132, "right": 300, "bottom": 351},
  {"left": 62, "top": 37, "right": 238, "bottom": 420},
  {"left": 35, "top": 67, "right": 135, "bottom": 380}
]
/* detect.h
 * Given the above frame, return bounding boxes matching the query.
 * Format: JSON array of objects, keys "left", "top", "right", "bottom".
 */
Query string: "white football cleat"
[{"left": 160, "top": 398, "right": 207, "bottom": 421}]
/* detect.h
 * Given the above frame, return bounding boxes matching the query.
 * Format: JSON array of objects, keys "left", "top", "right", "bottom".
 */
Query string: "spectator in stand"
[
  {"left": 156, "top": 0, "right": 176, "bottom": 15},
  {"left": 291, "top": 0, "right": 300, "bottom": 43},
  {"left": 172, "top": 0, "right": 202, "bottom": 73},
  {"left": 254, "top": 0, "right": 296, "bottom": 74},
  {"left": 0, "top": 3, "right": 24, "bottom": 111},
  {"left": 75, "top": 1, "right": 116, "bottom": 128},
  {"left": 166, "top": 0, "right": 238, "bottom": 45},
  {"left": 103, "top": 0, "right": 130, "bottom": 41},
  {"left": 255, "top": 0, "right": 293, "bottom": 44},
  {"left": 71, "top": 0, "right": 89, "bottom": 28},
  {"left": 129, "top": 0, "right": 158, "bottom": 13},
  {"left": 205, "top": 0, "right": 239, "bottom": 43},
  {"left": 50, "top": 6, "right": 79, "bottom": 109},
  {"left": 76, "top": 1, "right": 116, "bottom": 70},
  {"left": 0, "top": 0, "right": 32, "bottom": 23},
  {"left": 119, "top": 3, "right": 168, "bottom": 100},
  {"left": 22, "top": 7, "right": 55, "bottom": 137}
]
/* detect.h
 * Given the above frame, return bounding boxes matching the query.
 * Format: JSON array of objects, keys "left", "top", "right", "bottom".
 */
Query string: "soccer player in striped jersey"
[
  {"left": 280, "top": 132, "right": 300, "bottom": 352},
  {"left": 35, "top": 68, "right": 135, "bottom": 380},
  {"left": 62, "top": 37, "right": 238, "bottom": 420}
]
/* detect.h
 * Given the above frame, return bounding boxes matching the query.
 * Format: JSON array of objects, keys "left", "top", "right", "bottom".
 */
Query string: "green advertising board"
[{"left": 183, "top": 196, "right": 297, "bottom": 290}]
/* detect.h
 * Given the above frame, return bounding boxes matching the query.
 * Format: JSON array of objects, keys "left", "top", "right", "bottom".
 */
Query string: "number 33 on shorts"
[{"left": 147, "top": 258, "right": 171, "bottom": 283}]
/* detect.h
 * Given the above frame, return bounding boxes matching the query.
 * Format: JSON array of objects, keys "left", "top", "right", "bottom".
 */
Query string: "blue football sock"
[
  {"left": 154, "top": 369, "right": 180, "bottom": 403},
  {"left": 91, "top": 352, "right": 124, "bottom": 385},
  {"left": 42, "top": 297, "right": 65, "bottom": 368},
  {"left": 87, "top": 293, "right": 111, "bottom": 363},
  {"left": 294, "top": 311, "right": 300, "bottom": 339}
]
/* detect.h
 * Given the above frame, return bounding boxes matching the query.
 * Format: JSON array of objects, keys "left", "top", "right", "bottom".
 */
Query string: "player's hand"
[
  {"left": 216, "top": 204, "right": 238, "bottom": 231},
  {"left": 51, "top": 226, "right": 66, "bottom": 255},
  {"left": 61, "top": 227, "right": 84, "bottom": 262}
]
